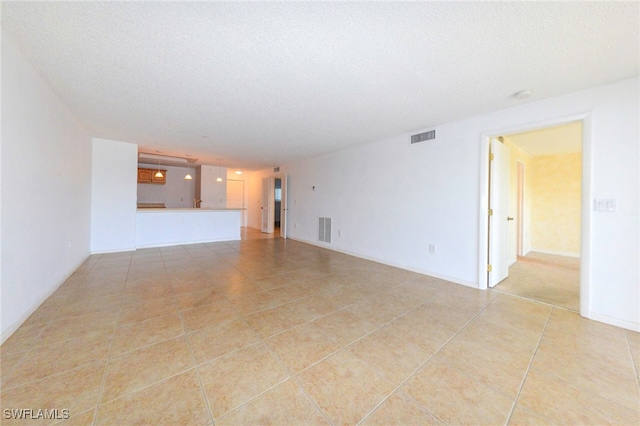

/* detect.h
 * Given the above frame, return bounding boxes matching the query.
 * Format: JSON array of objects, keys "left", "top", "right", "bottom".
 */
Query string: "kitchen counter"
[
  {"left": 137, "top": 208, "right": 244, "bottom": 212},
  {"left": 135, "top": 208, "right": 242, "bottom": 248}
]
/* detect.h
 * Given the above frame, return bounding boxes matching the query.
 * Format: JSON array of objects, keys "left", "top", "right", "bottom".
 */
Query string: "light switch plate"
[{"left": 594, "top": 199, "right": 616, "bottom": 212}]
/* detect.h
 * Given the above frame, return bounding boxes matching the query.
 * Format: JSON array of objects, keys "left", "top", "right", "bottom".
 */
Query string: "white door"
[
  {"left": 261, "top": 177, "right": 275, "bottom": 233},
  {"left": 488, "top": 138, "right": 510, "bottom": 287},
  {"left": 280, "top": 174, "right": 288, "bottom": 238}
]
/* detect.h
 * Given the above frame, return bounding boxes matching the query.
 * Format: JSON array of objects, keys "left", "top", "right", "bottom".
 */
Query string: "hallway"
[{"left": 495, "top": 252, "right": 580, "bottom": 311}]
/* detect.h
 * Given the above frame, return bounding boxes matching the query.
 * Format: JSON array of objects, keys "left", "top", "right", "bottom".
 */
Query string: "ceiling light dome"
[{"left": 514, "top": 89, "right": 532, "bottom": 99}]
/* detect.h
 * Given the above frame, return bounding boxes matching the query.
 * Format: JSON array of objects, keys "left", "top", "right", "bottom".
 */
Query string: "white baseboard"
[
  {"left": 588, "top": 311, "right": 640, "bottom": 332},
  {"left": 90, "top": 246, "right": 136, "bottom": 254},
  {"left": 0, "top": 255, "right": 90, "bottom": 345},
  {"left": 286, "top": 236, "right": 477, "bottom": 288}
]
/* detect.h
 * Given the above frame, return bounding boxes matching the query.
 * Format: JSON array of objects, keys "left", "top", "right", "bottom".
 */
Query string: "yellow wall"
[
  {"left": 530, "top": 152, "right": 582, "bottom": 255},
  {"left": 503, "top": 139, "right": 532, "bottom": 263}
]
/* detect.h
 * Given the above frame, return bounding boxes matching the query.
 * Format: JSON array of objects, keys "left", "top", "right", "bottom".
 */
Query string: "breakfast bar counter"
[{"left": 135, "top": 208, "right": 242, "bottom": 248}]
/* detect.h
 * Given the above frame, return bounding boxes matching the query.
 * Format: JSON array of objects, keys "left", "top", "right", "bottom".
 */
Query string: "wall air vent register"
[
  {"left": 410, "top": 129, "right": 436, "bottom": 144},
  {"left": 318, "top": 217, "right": 332, "bottom": 243}
]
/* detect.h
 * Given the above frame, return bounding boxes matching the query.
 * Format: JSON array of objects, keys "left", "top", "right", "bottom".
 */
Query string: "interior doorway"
[
  {"left": 482, "top": 120, "right": 584, "bottom": 312},
  {"left": 274, "top": 178, "right": 282, "bottom": 234},
  {"left": 260, "top": 174, "right": 288, "bottom": 238}
]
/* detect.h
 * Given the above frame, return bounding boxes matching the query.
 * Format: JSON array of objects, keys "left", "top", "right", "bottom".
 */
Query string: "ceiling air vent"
[{"left": 411, "top": 130, "right": 436, "bottom": 144}]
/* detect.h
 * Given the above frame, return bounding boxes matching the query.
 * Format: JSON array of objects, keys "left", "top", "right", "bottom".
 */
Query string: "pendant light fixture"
[
  {"left": 216, "top": 158, "right": 223, "bottom": 182},
  {"left": 154, "top": 158, "right": 163, "bottom": 178},
  {"left": 154, "top": 150, "right": 164, "bottom": 178},
  {"left": 184, "top": 154, "right": 193, "bottom": 180}
]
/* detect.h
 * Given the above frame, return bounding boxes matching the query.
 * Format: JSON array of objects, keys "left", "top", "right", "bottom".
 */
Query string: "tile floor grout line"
[
  {"left": 257, "top": 290, "right": 460, "bottom": 424},
  {"left": 0, "top": 349, "right": 31, "bottom": 388},
  {"left": 179, "top": 288, "right": 217, "bottom": 425},
  {"left": 185, "top": 243, "right": 245, "bottom": 425},
  {"left": 96, "top": 367, "right": 200, "bottom": 409},
  {"left": 91, "top": 251, "right": 133, "bottom": 426},
  {"left": 198, "top": 264, "right": 302, "bottom": 422},
  {"left": 289, "top": 373, "right": 335, "bottom": 426},
  {"left": 532, "top": 366, "right": 640, "bottom": 416},
  {"left": 503, "top": 305, "right": 554, "bottom": 426},
  {"left": 624, "top": 331, "right": 640, "bottom": 389},
  {"left": 239, "top": 283, "right": 401, "bottom": 425},
  {"left": 5, "top": 237, "right": 634, "bottom": 424},
  {"left": 355, "top": 293, "right": 508, "bottom": 425},
  {"left": 1, "top": 357, "right": 109, "bottom": 393},
  {"left": 225, "top": 326, "right": 319, "bottom": 422},
  {"left": 491, "top": 287, "right": 579, "bottom": 313}
]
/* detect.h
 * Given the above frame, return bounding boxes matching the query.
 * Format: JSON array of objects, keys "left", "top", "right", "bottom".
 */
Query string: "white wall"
[
  {"left": 1, "top": 33, "right": 92, "bottom": 342},
  {"left": 198, "top": 165, "right": 227, "bottom": 209},
  {"left": 226, "top": 169, "right": 249, "bottom": 227},
  {"left": 247, "top": 171, "right": 265, "bottom": 230},
  {"left": 137, "top": 163, "right": 196, "bottom": 208},
  {"left": 136, "top": 210, "right": 241, "bottom": 247},
  {"left": 90, "top": 138, "right": 138, "bottom": 253},
  {"left": 251, "top": 77, "right": 639, "bottom": 331}
]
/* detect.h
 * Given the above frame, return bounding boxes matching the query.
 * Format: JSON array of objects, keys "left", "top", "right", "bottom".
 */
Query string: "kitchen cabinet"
[{"left": 138, "top": 168, "right": 166, "bottom": 184}]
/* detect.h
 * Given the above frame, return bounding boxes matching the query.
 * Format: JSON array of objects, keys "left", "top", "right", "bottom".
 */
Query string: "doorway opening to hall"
[{"left": 487, "top": 121, "right": 582, "bottom": 311}]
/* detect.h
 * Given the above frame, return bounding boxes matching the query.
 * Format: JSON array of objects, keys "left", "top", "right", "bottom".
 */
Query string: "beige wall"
[
  {"left": 530, "top": 152, "right": 582, "bottom": 256},
  {"left": 504, "top": 139, "right": 532, "bottom": 263}
]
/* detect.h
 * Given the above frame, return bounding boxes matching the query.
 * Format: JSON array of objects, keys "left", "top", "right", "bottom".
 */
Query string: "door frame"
[
  {"left": 477, "top": 113, "right": 592, "bottom": 318},
  {"left": 261, "top": 177, "right": 275, "bottom": 233},
  {"left": 262, "top": 173, "right": 289, "bottom": 238},
  {"left": 488, "top": 137, "right": 511, "bottom": 287},
  {"left": 516, "top": 161, "right": 525, "bottom": 257}
]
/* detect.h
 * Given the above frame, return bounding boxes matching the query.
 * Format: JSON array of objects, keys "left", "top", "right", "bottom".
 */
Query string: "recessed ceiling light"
[{"left": 514, "top": 89, "right": 532, "bottom": 99}]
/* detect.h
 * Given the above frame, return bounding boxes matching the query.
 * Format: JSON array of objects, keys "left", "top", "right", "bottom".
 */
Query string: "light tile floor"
[
  {"left": 1, "top": 230, "right": 638, "bottom": 425},
  {"left": 496, "top": 252, "right": 580, "bottom": 312}
]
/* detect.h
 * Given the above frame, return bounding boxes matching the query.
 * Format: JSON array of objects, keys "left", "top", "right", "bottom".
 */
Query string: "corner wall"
[
  {"left": 1, "top": 33, "right": 92, "bottom": 341},
  {"left": 90, "top": 138, "right": 138, "bottom": 253},
  {"left": 262, "top": 77, "right": 639, "bottom": 330}
]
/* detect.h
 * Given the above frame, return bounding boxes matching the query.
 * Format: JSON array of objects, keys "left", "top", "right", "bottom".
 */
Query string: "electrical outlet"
[
  {"left": 338, "top": 230, "right": 342, "bottom": 237},
  {"left": 294, "top": 223, "right": 297, "bottom": 228},
  {"left": 429, "top": 244, "right": 436, "bottom": 254}
]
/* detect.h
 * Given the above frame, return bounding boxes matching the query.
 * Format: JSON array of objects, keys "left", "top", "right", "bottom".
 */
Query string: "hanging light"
[
  {"left": 216, "top": 158, "right": 223, "bottom": 182},
  {"left": 155, "top": 158, "right": 163, "bottom": 178},
  {"left": 184, "top": 154, "right": 193, "bottom": 180}
]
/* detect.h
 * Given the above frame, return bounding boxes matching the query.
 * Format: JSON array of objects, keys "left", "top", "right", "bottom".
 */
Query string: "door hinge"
[
  {"left": 488, "top": 208, "right": 493, "bottom": 216},
  {"left": 487, "top": 264, "right": 492, "bottom": 272},
  {"left": 489, "top": 153, "right": 494, "bottom": 161}
]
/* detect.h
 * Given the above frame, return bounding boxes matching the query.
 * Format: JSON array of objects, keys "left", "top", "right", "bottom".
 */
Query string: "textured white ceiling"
[{"left": 2, "top": 2, "right": 638, "bottom": 170}]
